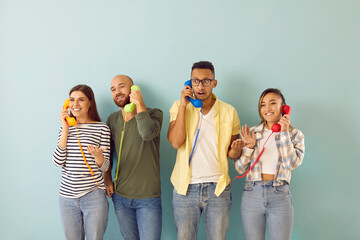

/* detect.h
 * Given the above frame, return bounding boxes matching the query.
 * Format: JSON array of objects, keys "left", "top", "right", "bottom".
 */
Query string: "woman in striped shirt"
[
  {"left": 230, "top": 88, "right": 305, "bottom": 240},
  {"left": 53, "top": 84, "right": 111, "bottom": 240}
]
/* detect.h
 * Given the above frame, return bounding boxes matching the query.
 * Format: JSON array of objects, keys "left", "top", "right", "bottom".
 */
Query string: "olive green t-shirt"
[{"left": 107, "top": 108, "right": 162, "bottom": 199}]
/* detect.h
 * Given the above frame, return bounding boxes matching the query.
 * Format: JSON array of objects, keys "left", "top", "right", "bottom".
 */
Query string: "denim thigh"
[
  {"left": 172, "top": 183, "right": 232, "bottom": 240},
  {"left": 112, "top": 194, "right": 162, "bottom": 240},
  {"left": 241, "top": 181, "right": 294, "bottom": 240},
  {"left": 59, "top": 189, "right": 109, "bottom": 240}
]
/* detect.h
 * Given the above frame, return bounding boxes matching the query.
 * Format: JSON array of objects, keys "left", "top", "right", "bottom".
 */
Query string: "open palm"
[{"left": 240, "top": 125, "right": 256, "bottom": 149}]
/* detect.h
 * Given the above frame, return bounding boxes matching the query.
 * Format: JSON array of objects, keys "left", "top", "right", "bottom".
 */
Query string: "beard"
[{"left": 114, "top": 93, "right": 131, "bottom": 108}]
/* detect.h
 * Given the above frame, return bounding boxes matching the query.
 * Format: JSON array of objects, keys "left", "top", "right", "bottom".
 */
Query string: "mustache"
[{"left": 115, "top": 93, "right": 126, "bottom": 98}]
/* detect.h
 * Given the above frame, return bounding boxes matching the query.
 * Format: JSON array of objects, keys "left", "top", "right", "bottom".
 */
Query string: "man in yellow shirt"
[{"left": 168, "top": 61, "right": 240, "bottom": 240}]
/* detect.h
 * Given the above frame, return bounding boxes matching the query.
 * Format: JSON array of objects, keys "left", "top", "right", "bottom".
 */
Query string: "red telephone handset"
[
  {"left": 63, "top": 99, "right": 77, "bottom": 126},
  {"left": 271, "top": 105, "right": 291, "bottom": 132}
]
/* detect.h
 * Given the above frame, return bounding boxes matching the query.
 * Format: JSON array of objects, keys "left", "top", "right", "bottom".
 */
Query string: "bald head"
[
  {"left": 110, "top": 75, "right": 134, "bottom": 107},
  {"left": 111, "top": 75, "right": 134, "bottom": 86}
]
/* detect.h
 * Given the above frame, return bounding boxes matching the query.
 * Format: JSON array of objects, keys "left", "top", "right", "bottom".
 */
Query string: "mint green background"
[{"left": 1, "top": 0, "right": 359, "bottom": 239}]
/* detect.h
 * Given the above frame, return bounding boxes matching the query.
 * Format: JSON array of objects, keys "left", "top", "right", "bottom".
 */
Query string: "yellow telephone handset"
[{"left": 63, "top": 99, "right": 77, "bottom": 126}]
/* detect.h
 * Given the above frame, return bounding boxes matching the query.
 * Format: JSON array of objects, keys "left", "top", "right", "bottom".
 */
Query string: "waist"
[{"left": 261, "top": 173, "right": 275, "bottom": 181}]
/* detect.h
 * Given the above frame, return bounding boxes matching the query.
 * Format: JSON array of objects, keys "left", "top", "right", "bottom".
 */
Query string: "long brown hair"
[
  {"left": 69, "top": 84, "right": 101, "bottom": 122},
  {"left": 258, "top": 88, "right": 293, "bottom": 129}
]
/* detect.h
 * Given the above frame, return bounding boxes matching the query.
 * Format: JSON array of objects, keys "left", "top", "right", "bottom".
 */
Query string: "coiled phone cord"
[
  {"left": 189, "top": 108, "right": 203, "bottom": 165},
  {"left": 227, "top": 131, "right": 274, "bottom": 186},
  {"left": 114, "top": 118, "right": 126, "bottom": 191},
  {"left": 75, "top": 126, "right": 99, "bottom": 188}
]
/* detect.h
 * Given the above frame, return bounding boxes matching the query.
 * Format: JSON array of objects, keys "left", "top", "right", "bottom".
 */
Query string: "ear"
[{"left": 212, "top": 79, "right": 218, "bottom": 88}]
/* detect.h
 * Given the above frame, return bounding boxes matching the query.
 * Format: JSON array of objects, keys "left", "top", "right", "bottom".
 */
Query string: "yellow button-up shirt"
[{"left": 170, "top": 94, "right": 240, "bottom": 196}]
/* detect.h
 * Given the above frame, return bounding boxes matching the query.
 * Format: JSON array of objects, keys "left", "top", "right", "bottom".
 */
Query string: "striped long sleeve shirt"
[
  {"left": 234, "top": 123, "right": 305, "bottom": 186},
  {"left": 53, "top": 122, "right": 111, "bottom": 198}
]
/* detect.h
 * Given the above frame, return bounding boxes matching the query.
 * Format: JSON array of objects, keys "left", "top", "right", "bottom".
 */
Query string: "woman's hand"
[
  {"left": 279, "top": 114, "right": 290, "bottom": 132},
  {"left": 60, "top": 110, "right": 70, "bottom": 130},
  {"left": 87, "top": 145, "right": 108, "bottom": 167},
  {"left": 240, "top": 125, "right": 256, "bottom": 149}
]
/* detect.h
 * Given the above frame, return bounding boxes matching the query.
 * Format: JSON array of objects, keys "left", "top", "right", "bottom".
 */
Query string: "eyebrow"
[
  {"left": 261, "top": 99, "right": 278, "bottom": 103},
  {"left": 110, "top": 83, "right": 125, "bottom": 89}
]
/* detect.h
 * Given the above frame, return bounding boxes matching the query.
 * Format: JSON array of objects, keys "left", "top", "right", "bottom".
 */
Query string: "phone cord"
[
  {"left": 75, "top": 126, "right": 99, "bottom": 188},
  {"left": 114, "top": 116, "right": 126, "bottom": 191},
  {"left": 189, "top": 108, "right": 203, "bottom": 165},
  {"left": 227, "top": 131, "right": 274, "bottom": 186}
]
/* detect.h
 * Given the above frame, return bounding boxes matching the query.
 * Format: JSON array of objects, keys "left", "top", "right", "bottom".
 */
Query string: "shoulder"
[
  {"left": 251, "top": 123, "right": 264, "bottom": 133},
  {"left": 216, "top": 99, "right": 237, "bottom": 113},
  {"left": 107, "top": 110, "right": 121, "bottom": 123},
  {"left": 147, "top": 107, "right": 163, "bottom": 115},
  {"left": 170, "top": 100, "right": 181, "bottom": 110},
  {"left": 97, "top": 122, "right": 110, "bottom": 131}
]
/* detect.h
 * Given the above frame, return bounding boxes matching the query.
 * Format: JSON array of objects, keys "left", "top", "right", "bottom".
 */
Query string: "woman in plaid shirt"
[{"left": 229, "top": 88, "right": 305, "bottom": 240}]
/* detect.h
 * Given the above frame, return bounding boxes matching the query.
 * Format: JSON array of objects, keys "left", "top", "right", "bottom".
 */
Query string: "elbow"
[
  {"left": 168, "top": 138, "right": 184, "bottom": 149},
  {"left": 139, "top": 128, "right": 160, "bottom": 141}
]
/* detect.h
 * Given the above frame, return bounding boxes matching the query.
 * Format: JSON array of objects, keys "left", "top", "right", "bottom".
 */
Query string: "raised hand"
[
  {"left": 278, "top": 114, "right": 290, "bottom": 132},
  {"left": 180, "top": 85, "right": 193, "bottom": 107},
  {"left": 240, "top": 125, "right": 256, "bottom": 149}
]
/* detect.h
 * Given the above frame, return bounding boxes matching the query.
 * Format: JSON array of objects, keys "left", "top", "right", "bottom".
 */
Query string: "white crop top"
[{"left": 259, "top": 128, "right": 279, "bottom": 174}]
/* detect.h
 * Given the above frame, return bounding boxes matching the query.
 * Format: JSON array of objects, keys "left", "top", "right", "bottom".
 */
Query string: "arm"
[
  {"left": 135, "top": 109, "right": 163, "bottom": 141},
  {"left": 167, "top": 85, "right": 193, "bottom": 149},
  {"left": 234, "top": 125, "right": 257, "bottom": 173},
  {"left": 53, "top": 109, "right": 71, "bottom": 166},
  {"left": 53, "top": 128, "right": 68, "bottom": 167},
  {"left": 86, "top": 125, "right": 111, "bottom": 171},
  {"left": 104, "top": 117, "right": 114, "bottom": 198},
  {"left": 278, "top": 129, "right": 305, "bottom": 170},
  {"left": 167, "top": 105, "right": 187, "bottom": 149}
]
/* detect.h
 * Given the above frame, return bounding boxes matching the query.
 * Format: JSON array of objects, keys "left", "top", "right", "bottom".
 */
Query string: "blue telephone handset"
[{"left": 184, "top": 80, "right": 203, "bottom": 108}]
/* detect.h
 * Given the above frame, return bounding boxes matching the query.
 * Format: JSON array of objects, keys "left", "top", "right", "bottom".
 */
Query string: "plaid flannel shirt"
[{"left": 235, "top": 123, "right": 305, "bottom": 186}]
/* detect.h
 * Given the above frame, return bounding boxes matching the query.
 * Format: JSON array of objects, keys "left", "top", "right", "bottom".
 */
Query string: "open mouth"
[{"left": 196, "top": 91, "right": 206, "bottom": 98}]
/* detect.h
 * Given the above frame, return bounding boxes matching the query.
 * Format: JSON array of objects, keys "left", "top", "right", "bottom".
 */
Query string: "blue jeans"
[
  {"left": 172, "top": 183, "right": 232, "bottom": 240},
  {"left": 59, "top": 189, "right": 109, "bottom": 240},
  {"left": 241, "top": 181, "right": 294, "bottom": 240},
  {"left": 112, "top": 194, "right": 162, "bottom": 240}
]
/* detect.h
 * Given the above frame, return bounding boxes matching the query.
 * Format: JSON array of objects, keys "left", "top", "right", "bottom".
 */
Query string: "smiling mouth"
[{"left": 265, "top": 113, "right": 273, "bottom": 116}]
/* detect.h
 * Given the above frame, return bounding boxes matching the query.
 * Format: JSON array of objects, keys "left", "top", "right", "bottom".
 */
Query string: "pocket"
[
  {"left": 274, "top": 184, "right": 290, "bottom": 194},
  {"left": 243, "top": 181, "right": 254, "bottom": 191}
]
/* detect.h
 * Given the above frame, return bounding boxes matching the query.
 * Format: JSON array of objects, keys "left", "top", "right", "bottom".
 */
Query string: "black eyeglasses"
[{"left": 191, "top": 78, "right": 214, "bottom": 87}]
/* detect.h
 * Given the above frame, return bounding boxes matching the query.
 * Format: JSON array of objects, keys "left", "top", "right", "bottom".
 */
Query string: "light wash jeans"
[
  {"left": 172, "top": 183, "right": 232, "bottom": 240},
  {"left": 241, "top": 181, "right": 294, "bottom": 240},
  {"left": 59, "top": 189, "right": 109, "bottom": 240},
  {"left": 112, "top": 193, "right": 162, "bottom": 240}
]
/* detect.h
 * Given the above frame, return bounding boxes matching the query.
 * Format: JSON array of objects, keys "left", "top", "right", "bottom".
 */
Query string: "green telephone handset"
[{"left": 124, "top": 85, "right": 141, "bottom": 113}]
